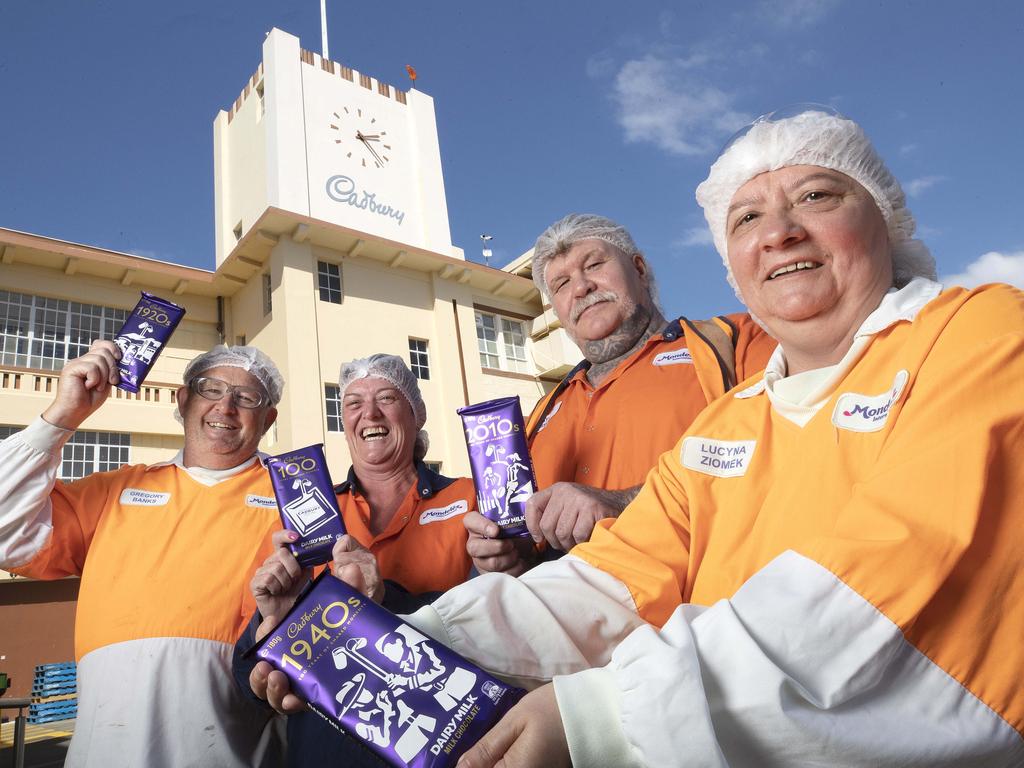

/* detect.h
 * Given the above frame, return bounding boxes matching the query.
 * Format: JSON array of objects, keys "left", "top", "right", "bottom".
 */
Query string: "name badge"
[
  {"left": 245, "top": 495, "right": 278, "bottom": 508},
  {"left": 832, "top": 370, "right": 909, "bottom": 433},
  {"left": 681, "top": 437, "right": 756, "bottom": 478},
  {"left": 119, "top": 488, "right": 171, "bottom": 506},
  {"left": 652, "top": 348, "right": 693, "bottom": 366},
  {"left": 536, "top": 400, "right": 562, "bottom": 433},
  {"left": 419, "top": 499, "right": 468, "bottom": 525}
]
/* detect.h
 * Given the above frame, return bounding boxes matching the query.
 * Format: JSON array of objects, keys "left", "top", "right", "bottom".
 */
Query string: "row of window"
[
  {"left": 0, "top": 290, "right": 128, "bottom": 371},
  {"left": 0, "top": 426, "right": 130, "bottom": 481}
]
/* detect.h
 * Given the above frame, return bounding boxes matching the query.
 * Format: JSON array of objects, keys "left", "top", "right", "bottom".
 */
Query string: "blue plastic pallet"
[
  {"left": 28, "top": 710, "right": 78, "bottom": 725},
  {"left": 34, "top": 662, "right": 75, "bottom": 672},
  {"left": 30, "top": 706, "right": 78, "bottom": 718},
  {"left": 31, "top": 685, "right": 77, "bottom": 696},
  {"left": 33, "top": 673, "right": 76, "bottom": 685}
]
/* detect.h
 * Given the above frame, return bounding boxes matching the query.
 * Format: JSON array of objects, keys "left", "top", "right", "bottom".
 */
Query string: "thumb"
[{"left": 457, "top": 715, "right": 520, "bottom": 768}]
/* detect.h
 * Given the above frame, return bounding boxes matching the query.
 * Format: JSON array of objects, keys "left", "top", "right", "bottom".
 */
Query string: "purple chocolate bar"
[
  {"left": 249, "top": 573, "right": 524, "bottom": 767},
  {"left": 457, "top": 397, "right": 535, "bottom": 538},
  {"left": 113, "top": 292, "right": 185, "bottom": 393},
  {"left": 266, "top": 444, "right": 347, "bottom": 567}
]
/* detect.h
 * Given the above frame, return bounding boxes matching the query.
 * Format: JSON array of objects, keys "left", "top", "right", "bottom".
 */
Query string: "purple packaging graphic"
[
  {"left": 266, "top": 444, "right": 347, "bottom": 567},
  {"left": 113, "top": 292, "right": 185, "bottom": 393},
  {"left": 248, "top": 573, "right": 524, "bottom": 767},
  {"left": 457, "top": 396, "right": 535, "bottom": 538}
]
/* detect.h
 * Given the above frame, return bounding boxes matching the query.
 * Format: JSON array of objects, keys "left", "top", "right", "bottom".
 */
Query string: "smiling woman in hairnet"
[
  {"left": 236, "top": 354, "right": 477, "bottom": 767},
  {"left": 257, "top": 110, "right": 1024, "bottom": 766}
]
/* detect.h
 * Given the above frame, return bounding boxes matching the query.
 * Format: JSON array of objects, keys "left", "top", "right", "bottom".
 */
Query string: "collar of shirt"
[
  {"left": 738, "top": 278, "right": 941, "bottom": 424},
  {"left": 145, "top": 451, "right": 264, "bottom": 487},
  {"left": 569, "top": 317, "right": 685, "bottom": 390},
  {"left": 334, "top": 460, "right": 456, "bottom": 500}
]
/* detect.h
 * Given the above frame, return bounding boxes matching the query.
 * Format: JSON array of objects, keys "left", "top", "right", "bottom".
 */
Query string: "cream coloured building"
[{"left": 0, "top": 27, "right": 579, "bottom": 696}]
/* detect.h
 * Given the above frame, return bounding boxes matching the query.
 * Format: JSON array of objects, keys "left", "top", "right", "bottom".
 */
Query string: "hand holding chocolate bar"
[
  {"left": 251, "top": 529, "right": 313, "bottom": 624},
  {"left": 41, "top": 339, "right": 124, "bottom": 430},
  {"left": 246, "top": 573, "right": 525, "bottom": 768}
]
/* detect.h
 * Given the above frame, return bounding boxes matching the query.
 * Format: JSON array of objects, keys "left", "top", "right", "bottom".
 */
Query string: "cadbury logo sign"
[{"left": 326, "top": 175, "right": 406, "bottom": 225}]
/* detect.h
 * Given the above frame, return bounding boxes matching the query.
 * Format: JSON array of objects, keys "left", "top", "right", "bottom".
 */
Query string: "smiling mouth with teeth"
[
  {"left": 361, "top": 426, "right": 390, "bottom": 441},
  {"left": 206, "top": 421, "right": 237, "bottom": 430},
  {"left": 768, "top": 261, "right": 821, "bottom": 280}
]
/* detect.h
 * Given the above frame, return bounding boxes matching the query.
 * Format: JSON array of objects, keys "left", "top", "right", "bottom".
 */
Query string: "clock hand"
[{"left": 358, "top": 135, "right": 385, "bottom": 166}]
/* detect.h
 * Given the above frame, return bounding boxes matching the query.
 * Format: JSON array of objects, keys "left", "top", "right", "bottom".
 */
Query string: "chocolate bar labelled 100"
[
  {"left": 249, "top": 572, "right": 525, "bottom": 768},
  {"left": 113, "top": 292, "right": 185, "bottom": 393},
  {"left": 266, "top": 444, "right": 347, "bottom": 567}
]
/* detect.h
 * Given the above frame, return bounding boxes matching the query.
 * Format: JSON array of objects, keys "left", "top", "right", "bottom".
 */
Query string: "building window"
[
  {"left": 3, "top": 425, "right": 131, "bottom": 481},
  {"left": 325, "top": 384, "right": 344, "bottom": 432},
  {"left": 474, "top": 311, "right": 529, "bottom": 373},
  {"left": 408, "top": 338, "right": 429, "bottom": 380},
  {"left": 0, "top": 290, "right": 128, "bottom": 371},
  {"left": 317, "top": 261, "right": 343, "bottom": 304},
  {"left": 59, "top": 430, "right": 131, "bottom": 481},
  {"left": 262, "top": 273, "right": 272, "bottom": 316},
  {"left": 424, "top": 461, "right": 442, "bottom": 474}
]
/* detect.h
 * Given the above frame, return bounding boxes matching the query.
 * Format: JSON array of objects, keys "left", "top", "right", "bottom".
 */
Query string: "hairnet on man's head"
[
  {"left": 531, "top": 213, "right": 651, "bottom": 300},
  {"left": 339, "top": 354, "right": 430, "bottom": 462},
  {"left": 183, "top": 345, "right": 284, "bottom": 406},
  {"left": 695, "top": 108, "right": 936, "bottom": 297}
]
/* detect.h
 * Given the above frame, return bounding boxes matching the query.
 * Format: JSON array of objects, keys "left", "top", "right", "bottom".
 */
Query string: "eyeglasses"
[
  {"left": 190, "top": 377, "right": 269, "bottom": 409},
  {"left": 718, "top": 102, "right": 847, "bottom": 156}
]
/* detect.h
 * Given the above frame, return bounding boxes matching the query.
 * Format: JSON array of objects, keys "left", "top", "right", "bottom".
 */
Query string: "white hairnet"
[
  {"left": 695, "top": 108, "right": 936, "bottom": 296},
  {"left": 339, "top": 354, "right": 429, "bottom": 462},
  {"left": 183, "top": 345, "right": 284, "bottom": 406},
  {"left": 531, "top": 214, "right": 659, "bottom": 308}
]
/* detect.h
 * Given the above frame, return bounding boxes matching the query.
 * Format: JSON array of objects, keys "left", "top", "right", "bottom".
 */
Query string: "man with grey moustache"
[{"left": 464, "top": 213, "right": 776, "bottom": 573}]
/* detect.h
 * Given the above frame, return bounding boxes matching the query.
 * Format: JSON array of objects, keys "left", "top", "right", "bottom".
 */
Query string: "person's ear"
[{"left": 261, "top": 407, "right": 279, "bottom": 436}]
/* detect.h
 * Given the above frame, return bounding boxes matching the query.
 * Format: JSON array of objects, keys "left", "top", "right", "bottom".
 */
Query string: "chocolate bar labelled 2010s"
[
  {"left": 457, "top": 396, "right": 535, "bottom": 538},
  {"left": 249, "top": 573, "right": 524, "bottom": 767},
  {"left": 113, "top": 292, "right": 185, "bottom": 393},
  {"left": 266, "top": 444, "right": 346, "bottom": 567}
]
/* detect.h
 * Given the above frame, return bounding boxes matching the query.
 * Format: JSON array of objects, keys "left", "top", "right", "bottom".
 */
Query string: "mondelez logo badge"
[{"left": 832, "top": 370, "right": 909, "bottom": 433}]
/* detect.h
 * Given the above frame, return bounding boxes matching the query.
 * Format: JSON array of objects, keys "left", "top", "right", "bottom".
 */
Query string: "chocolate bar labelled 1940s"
[
  {"left": 112, "top": 292, "right": 185, "bottom": 393},
  {"left": 456, "top": 396, "right": 535, "bottom": 538},
  {"left": 265, "top": 444, "right": 347, "bottom": 567},
  {"left": 248, "top": 573, "right": 525, "bottom": 767}
]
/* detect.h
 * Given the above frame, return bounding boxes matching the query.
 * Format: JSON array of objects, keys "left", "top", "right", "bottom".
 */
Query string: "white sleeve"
[
  {"left": 404, "top": 554, "right": 646, "bottom": 689},
  {"left": 0, "top": 416, "right": 73, "bottom": 568},
  {"left": 554, "top": 551, "right": 1024, "bottom": 767}
]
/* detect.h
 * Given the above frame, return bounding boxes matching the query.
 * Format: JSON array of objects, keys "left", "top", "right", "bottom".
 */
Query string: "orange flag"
[{"left": 405, "top": 64, "right": 418, "bottom": 82}]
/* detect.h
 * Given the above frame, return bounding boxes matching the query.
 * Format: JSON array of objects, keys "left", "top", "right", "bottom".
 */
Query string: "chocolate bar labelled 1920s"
[
  {"left": 113, "top": 292, "right": 185, "bottom": 393},
  {"left": 248, "top": 573, "right": 525, "bottom": 767},
  {"left": 457, "top": 396, "right": 535, "bottom": 538},
  {"left": 266, "top": 444, "right": 347, "bottom": 567}
]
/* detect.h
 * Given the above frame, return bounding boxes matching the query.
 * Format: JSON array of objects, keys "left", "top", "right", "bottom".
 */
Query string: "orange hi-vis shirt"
[
  {"left": 334, "top": 462, "right": 475, "bottom": 594},
  {"left": 14, "top": 460, "right": 280, "bottom": 660},
  {"left": 527, "top": 314, "right": 775, "bottom": 491},
  {"left": 574, "top": 284, "right": 1024, "bottom": 738}
]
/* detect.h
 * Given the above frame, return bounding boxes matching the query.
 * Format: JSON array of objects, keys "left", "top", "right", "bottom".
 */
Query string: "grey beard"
[{"left": 584, "top": 304, "right": 665, "bottom": 384}]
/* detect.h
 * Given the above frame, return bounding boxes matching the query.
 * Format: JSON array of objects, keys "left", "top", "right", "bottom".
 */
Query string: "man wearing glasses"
[{"left": 0, "top": 342, "right": 286, "bottom": 768}]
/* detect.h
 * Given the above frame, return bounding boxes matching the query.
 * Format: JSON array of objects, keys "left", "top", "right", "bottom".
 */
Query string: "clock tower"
[{"left": 213, "top": 28, "right": 457, "bottom": 266}]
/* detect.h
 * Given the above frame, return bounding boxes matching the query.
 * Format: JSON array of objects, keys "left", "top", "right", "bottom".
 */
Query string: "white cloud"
[
  {"left": 756, "top": 0, "right": 842, "bottom": 29},
  {"left": 904, "top": 175, "right": 946, "bottom": 198},
  {"left": 942, "top": 251, "right": 1024, "bottom": 289},
  {"left": 899, "top": 142, "right": 918, "bottom": 156},
  {"left": 673, "top": 227, "right": 714, "bottom": 249},
  {"left": 611, "top": 54, "right": 749, "bottom": 156}
]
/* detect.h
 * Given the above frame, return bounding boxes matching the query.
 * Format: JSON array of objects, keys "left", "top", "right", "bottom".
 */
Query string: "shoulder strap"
[
  {"left": 681, "top": 316, "right": 738, "bottom": 401},
  {"left": 525, "top": 360, "right": 589, "bottom": 441}
]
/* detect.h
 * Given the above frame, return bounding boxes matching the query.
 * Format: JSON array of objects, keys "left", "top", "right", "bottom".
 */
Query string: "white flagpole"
[{"left": 320, "top": 0, "right": 330, "bottom": 60}]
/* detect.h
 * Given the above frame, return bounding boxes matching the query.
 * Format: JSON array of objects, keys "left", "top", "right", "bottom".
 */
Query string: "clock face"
[{"left": 328, "top": 106, "right": 393, "bottom": 170}]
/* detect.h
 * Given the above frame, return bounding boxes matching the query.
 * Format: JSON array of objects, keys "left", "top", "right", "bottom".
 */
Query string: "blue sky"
[{"left": 1, "top": 1, "right": 1022, "bottom": 319}]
